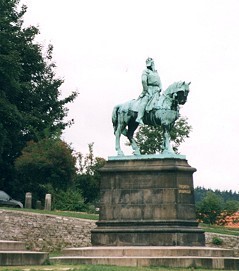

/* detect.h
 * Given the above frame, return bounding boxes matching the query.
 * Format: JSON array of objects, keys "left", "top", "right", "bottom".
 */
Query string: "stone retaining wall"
[
  {"left": 0, "top": 209, "right": 96, "bottom": 252},
  {"left": 206, "top": 232, "right": 239, "bottom": 256},
  {"left": 1, "top": 209, "right": 239, "bottom": 255}
]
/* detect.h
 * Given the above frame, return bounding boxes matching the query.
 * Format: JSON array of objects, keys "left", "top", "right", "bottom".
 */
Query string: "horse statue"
[{"left": 112, "top": 81, "right": 190, "bottom": 156}]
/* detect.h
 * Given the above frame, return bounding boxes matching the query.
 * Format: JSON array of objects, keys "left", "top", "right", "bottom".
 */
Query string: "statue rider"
[{"left": 136, "top": 57, "right": 162, "bottom": 125}]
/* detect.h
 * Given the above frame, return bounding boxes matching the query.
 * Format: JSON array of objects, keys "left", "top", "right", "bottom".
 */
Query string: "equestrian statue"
[{"left": 112, "top": 58, "right": 190, "bottom": 156}]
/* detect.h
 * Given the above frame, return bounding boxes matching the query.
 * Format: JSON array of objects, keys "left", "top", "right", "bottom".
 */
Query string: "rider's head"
[{"left": 146, "top": 57, "right": 154, "bottom": 70}]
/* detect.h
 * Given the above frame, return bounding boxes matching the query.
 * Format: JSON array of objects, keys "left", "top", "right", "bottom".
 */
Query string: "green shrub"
[
  {"left": 53, "top": 188, "right": 86, "bottom": 211},
  {"left": 212, "top": 236, "right": 223, "bottom": 245}
]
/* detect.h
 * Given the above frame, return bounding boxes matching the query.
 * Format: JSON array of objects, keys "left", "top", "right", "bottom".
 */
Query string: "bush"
[
  {"left": 212, "top": 236, "right": 223, "bottom": 246},
  {"left": 52, "top": 188, "right": 86, "bottom": 211},
  {"left": 86, "top": 203, "right": 99, "bottom": 214}
]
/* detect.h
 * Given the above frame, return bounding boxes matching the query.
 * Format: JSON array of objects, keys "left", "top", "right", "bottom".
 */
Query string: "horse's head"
[{"left": 165, "top": 81, "right": 190, "bottom": 106}]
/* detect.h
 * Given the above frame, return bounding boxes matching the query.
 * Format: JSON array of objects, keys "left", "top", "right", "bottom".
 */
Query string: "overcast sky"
[{"left": 22, "top": 0, "right": 239, "bottom": 191}]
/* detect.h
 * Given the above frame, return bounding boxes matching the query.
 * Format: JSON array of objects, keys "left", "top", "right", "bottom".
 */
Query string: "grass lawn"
[
  {"left": 0, "top": 265, "right": 235, "bottom": 271},
  {"left": 0, "top": 207, "right": 99, "bottom": 220},
  {"left": 200, "top": 223, "right": 239, "bottom": 236}
]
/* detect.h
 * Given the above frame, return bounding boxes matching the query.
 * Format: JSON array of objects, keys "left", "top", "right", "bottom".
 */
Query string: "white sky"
[{"left": 21, "top": 0, "right": 239, "bottom": 191}]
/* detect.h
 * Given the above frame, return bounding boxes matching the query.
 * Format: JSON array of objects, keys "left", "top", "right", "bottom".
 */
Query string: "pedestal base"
[
  {"left": 92, "top": 220, "right": 205, "bottom": 246},
  {"left": 91, "top": 157, "right": 205, "bottom": 246}
]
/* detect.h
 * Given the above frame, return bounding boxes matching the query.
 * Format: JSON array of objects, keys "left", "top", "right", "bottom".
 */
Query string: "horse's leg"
[
  {"left": 115, "top": 112, "right": 127, "bottom": 156},
  {"left": 126, "top": 120, "right": 141, "bottom": 155},
  {"left": 115, "top": 124, "right": 125, "bottom": 156},
  {"left": 162, "top": 125, "right": 174, "bottom": 154},
  {"left": 129, "top": 137, "right": 141, "bottom": 155},
  {"left": 161, "top": 128, "right": 166, "bottom": 152}
]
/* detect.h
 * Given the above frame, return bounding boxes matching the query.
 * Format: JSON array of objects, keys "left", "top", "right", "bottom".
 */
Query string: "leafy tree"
[
  {"left": 14, "top": 138, "right": 77, "bottom": 202},
  {"left": 135, "top": 117, "right": 192, "bottom": 154},
  {"left": 194, "top": 187, "right": 209, "bottom": 203},
  {"left": 224, "top": 200, "right": 239, "bottom": 214},
  {"left": 76, "top": 143, "right": 106, "bottom": 204},
  {"left": 196, "top": 191, "right": 224, "bottom": 224},
  {"left": 0, "top": 0, "right": 77, "bottom": 193},
  {"left": 195, "top": 187, "right": 239, "bottom": 225}
]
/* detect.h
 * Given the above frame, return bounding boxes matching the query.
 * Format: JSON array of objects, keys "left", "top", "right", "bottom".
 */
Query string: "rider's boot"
[
  {"left": 136, "top": 98, "right": 148, "bottom": 125},
  {"left": 136, "top": 111, "right": 144, "bottom": 125}
]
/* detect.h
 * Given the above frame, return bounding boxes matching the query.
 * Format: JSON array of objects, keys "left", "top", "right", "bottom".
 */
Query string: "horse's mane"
[{"left": 163, "top": 81, "right": 184, "bottom": 96}]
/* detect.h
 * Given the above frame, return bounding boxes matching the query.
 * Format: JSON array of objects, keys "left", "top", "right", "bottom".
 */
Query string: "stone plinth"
[{"left": 91, "top": 157, "right": 205, "bottom": 246}]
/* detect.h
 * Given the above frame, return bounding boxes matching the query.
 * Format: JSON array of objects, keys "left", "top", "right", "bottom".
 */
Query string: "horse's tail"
[{"left": 112, "top": 105, "right": 120, "bottom": 134}]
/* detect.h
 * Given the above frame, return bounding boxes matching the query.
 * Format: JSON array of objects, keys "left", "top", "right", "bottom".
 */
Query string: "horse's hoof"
[
  {"left": 133, "top": 150, "right": 141, "bottom": 156},
  {"left": 162, "top": 149, "right": 175, "bottom": 155}
]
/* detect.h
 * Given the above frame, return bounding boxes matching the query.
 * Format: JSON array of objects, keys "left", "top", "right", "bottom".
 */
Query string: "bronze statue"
[{"left": 112, "top": 58, "right": 190, "bottom": 156}]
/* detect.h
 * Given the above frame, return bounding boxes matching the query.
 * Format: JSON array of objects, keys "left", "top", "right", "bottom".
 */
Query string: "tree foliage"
[
  {"left": 195, "top": 188, "right": 239, "bottom": 225},
  {"left": 135, "top": 117, "right": 192, "bottom": 154},
  {"left": 195, "top": 187, "right": 239, "bottom": 203},
  {"left": 75, "top": 143, "right": 106, "bottom": 204},
  {"left": 14, "top": 138, "right": 77, "bottom": 202},
  {"left": 0, "top": 0, "right": 77, "bottom": 192},
  {"left": 196, "top": 191, "right": 224, "bottom": 224}
]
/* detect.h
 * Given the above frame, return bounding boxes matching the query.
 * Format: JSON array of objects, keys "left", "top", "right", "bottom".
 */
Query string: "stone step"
[
  {"left": 0, "top": 251, "right": 49, "bottom": 266},
  {"left": 50, "top": 255, "right": 239, "bottom": 270},
  {"left": 51, "top": 246, "right": 239, "bottom": 269},
  {"left": 0, "top": 240, "right": 26, "bottom": 251},
  {"left": 62, "top": 246, "right": 234, "bottom": 257}
]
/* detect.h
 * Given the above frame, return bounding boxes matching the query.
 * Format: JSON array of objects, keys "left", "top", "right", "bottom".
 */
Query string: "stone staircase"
[
  {"left": 0, "top": 240, "right": 49, "bottom": 266},
  {"left": 50, "top": 246, "right": 239, "bottom": 270}
]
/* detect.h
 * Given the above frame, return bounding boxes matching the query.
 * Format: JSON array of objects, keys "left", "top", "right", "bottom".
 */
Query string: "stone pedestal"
[{"left": 91, "top": 157, "right": 205, "bottom": 246}]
